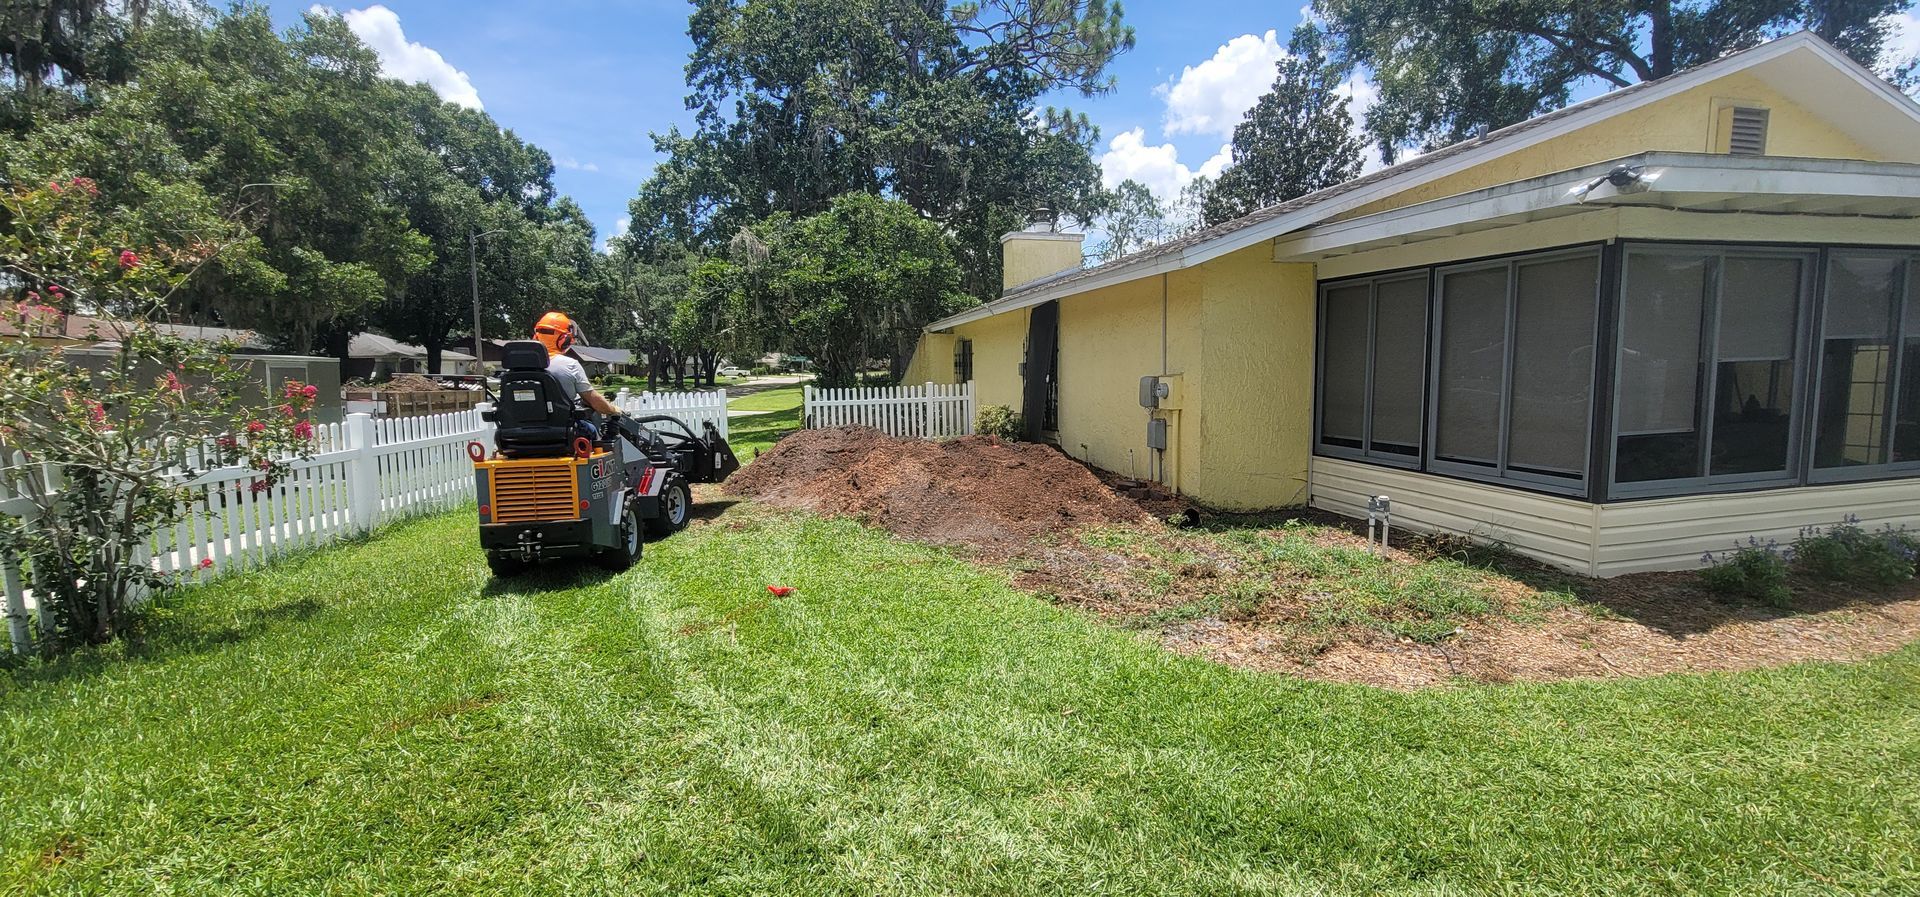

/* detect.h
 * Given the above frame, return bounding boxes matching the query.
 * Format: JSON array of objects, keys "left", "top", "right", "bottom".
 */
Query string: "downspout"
[{"left": 1158, "top": 273, "right": 1169, "bottom": 486}]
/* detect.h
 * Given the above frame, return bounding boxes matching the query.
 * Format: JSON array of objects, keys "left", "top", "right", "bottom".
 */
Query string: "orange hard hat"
[{"left": 533, "top": 311, "right": 574, "bottom": 355}]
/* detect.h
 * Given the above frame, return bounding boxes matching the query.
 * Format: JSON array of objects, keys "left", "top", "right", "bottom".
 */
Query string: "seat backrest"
[{"left": 493, "top": 341, "right": 578, "bottom": 457}]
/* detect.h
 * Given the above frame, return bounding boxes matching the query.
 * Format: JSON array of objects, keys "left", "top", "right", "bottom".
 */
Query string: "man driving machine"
[{"left": 531, "top": 311, "right": 621, "bottom": 438}]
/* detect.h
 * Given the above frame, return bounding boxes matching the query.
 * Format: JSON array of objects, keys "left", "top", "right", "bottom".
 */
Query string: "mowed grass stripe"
[{"left": 2, "top": 509, "right": 1917, "bottom": 895}]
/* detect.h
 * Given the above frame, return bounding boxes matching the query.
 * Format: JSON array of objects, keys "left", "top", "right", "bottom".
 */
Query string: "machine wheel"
[
  {"left": 598, "top": 504, "right": 644, "bottom": 571},
  {"left": 486, "top": 553, "right": 528, "bottom": 578},
  {"left": 647, "top": 475, "right": 692, "bottom": 538}
]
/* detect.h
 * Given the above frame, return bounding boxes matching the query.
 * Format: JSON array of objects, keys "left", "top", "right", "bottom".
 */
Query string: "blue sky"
[{"left": 276, "top": 2, "right": 1920, "bottom": 247}]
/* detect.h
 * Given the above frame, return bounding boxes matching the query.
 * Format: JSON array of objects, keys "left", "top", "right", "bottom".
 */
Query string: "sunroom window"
[
  {"left": 1613, "top": 247, "right": 1812, "bottom": 492},
  {"left": 1430, "top": 249, "right": 1600, "bottom": 493},
  {"left": 1813, "top": 252, "right": 1919, "bottom": 479},
  {"left": 1316, "top": 274, "right": 1429, "bottom": 463}
]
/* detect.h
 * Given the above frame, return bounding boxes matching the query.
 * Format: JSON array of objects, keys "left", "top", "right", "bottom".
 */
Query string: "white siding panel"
[
  {"left": 1309, "top": 457, "right": 1598, "bottom": 573},
  {"left": 1595, "top": 478, "right": 1920, "bottom": 576}
]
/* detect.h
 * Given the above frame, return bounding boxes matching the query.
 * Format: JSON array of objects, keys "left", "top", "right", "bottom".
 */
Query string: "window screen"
[
  {"left": 1508, "top": 255, "right": 1598, "bottom": 477},
  {"left": 1816, "top": 255, "right": 1904, "bottom": 469},
  {"left": 1615, "top": 253, "right": 1707, "bottom": 483},
  {"left": 1711, "top": 257, "right": 1800, "bottom": 476},
  {"left": 1369, "top": 278, "right": 1427, "bottom": 456},
  {"left": 1319, "top": 285, "right": 1370, "bottom": 449},
  {"left": 1899, "top": 277, "right": 1920, "bottom": 464},
  {"left": 1615, "top": 248, "right": 1813, "bottom": 489},
  {"left": 953, "top": 338, "right": 973, "bottom": 382},
  {"left": 1434, "top": 267, "right": 1508, "bottom": 466}
]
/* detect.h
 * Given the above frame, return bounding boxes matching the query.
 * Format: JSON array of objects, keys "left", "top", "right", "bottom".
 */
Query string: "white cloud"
[
  {"left": 613, "top": 216, "right": 630, "bottom": 239},
  {"left": 1097, "top": 128, "right": 1231, "bottom": 200},
  {"left": 556, "top": 157, "right": 600, "bottom": 173},
  {"left": 316, "top": 5, "right": 483, "bottom": 110},
  {"left": 1332, "top": 69, "right": 1390, "bottom": 173},
  {"left": 1159, "top": 30, "right": 1289, "bottom": 139}
]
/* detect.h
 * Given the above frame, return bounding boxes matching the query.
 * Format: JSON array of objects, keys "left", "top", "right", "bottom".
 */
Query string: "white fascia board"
[
  {"left": 1274, "top": 154, "right": 1920, "bottom": 259},
  {"left": 926, "top": 252, "right": 1186, "bottom": 331}
]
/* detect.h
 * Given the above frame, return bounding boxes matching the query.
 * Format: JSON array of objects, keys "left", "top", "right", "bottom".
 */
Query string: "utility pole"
[{"left": 469, "top": 228, "right": 503, "bottom": 371}]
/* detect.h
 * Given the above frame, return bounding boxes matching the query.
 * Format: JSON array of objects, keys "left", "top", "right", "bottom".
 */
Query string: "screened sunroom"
[
  {"left": 1315, "top": 242, "right": 1920, "bottom": 503},
  {"left": 1291, "top": 153, "right": 1920, "bottom": 575}
]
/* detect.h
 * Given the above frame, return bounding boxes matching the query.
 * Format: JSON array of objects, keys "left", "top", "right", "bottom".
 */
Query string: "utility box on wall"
[
  {"left": 1138, "top": 375, "right": 1162, "bottom": 409},
  {"left": 1146, "top": 417, "right": 1168, "bottom": 451}
]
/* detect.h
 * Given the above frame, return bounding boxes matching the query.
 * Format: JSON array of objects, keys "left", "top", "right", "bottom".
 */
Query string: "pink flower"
[
  {"left": 47, "top": 181, "right": 61, "bottom": 193},
  {"left": 215, "top": 435, "right": 237, "bottom": 449},
  {"left": 278, "top": 403, "right": 295, "bottom": 417},
  {"left": 293, "top": 420, "right": 314, "bottom": 440},
  {"left": 246, "top": 420, "right": 266, "bottom": 434},
  {"left": 70, "top": 177, "right": 97, "bottom": 196},
  {"left": 199, "top": 558, "right": 214, "bottom": 570},
  {"left": 249, "top": 479, "right": 272, "bottom": 494},
  {"left": 118, "top": 250, "right": 139, "bottom": 270},
  {"left": 25, "top": 291, "right": 39, "bottom": 302},
  {"left": 161, "top": 370, "right": 185, "bottom": 392},
  {"left": 301, "top": 384, "right": 318, "bottom": 399},
  {"left": 87, "top": 402, "right": 105, "bottom": 423}
]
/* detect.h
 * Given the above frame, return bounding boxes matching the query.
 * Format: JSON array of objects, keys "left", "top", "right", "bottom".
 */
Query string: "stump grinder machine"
[{"left": 469, "top": 340, "right": 738, "bottom": 576}]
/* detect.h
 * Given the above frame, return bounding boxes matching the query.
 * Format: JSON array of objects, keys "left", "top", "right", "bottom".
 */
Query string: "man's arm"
[{"left": 581, "top": 388, "right": 620, "bottom": 416}]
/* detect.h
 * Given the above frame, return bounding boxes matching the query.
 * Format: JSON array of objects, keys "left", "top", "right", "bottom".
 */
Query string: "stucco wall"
[
  {"left": 1192, "top": 255, "right": 1318, "bottom": 509},
  {"left": 947, "top": 308, "right": 1030, "bottom": 414},
  {"left": 1043, "top": 246, "right": 1315, "bottom": 510},
  {"left": 901, "top": 331, "right": 957, "bottom": 385},
  {"left": 1340, "top": 70, "right": 1897, "bottom": 221}
]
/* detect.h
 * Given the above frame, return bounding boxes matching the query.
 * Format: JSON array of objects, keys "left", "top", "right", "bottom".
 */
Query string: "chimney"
[{"left": 1000, "top": 207, "right": 1084, "bottom": 292}]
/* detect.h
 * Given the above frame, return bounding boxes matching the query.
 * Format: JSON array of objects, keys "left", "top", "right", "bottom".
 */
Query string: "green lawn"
[
  {"left": 726, "top": 385, "right": 803, "bottom": 459},
  {"left": 728, "top": 384, "right": 804, "bottom": 414},
  {"left": 3, "top": 507, "right": 1918, "bottom": 895}
]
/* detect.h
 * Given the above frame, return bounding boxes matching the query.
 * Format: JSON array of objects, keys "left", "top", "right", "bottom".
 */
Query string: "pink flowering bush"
[{"left": 0, "top": 179, "right": 315, "bottom": 653}]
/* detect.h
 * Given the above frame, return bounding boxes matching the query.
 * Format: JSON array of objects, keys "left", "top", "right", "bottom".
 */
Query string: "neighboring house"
[
  {"left": 902, "top": 32, "right": 1920, "bottom": 576},
  {"left": 569, "top": 345, "right": 636, "bottom": 376},
  {"left": 1, "top": 312, "right": 342, "bottom": 423},
  {"left": 346, "top": 333, "right": 478, "bottom": 379}
]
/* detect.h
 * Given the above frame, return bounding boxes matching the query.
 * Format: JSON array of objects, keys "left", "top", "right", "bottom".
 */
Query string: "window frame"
[
  {"left": 1807, "top": 248, "right": 1920, "bottom": 485},
  {"left": 1605, "top": 243, "right": 1818, "bottom": 499},
  {"left": 1426, "top": 246, "right": 1604, "bottom": 497},
  {"left": 1312, "top": 271, "right": 1431, "bottom": 469},
  {"left": 953, "top": 337, "right": 973, "bottom": 383}
]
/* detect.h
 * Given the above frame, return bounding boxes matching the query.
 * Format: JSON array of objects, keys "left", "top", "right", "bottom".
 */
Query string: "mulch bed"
[{"left": 721, "top": 427, "right": 1920, "bottom": 689}]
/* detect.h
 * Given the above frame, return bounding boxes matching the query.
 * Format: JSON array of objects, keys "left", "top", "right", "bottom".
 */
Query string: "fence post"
[
  {"left": 3, "top": 554, "right": 27, "bottom": 655},
  {"left": 614, "top": 388, "right": 630, "bottom": 413},
  {"left": 802, "top": 385, "right": 813, "bottom": 429},
  {"left": 345, "top": 412, "right": 382, "bottom": 533}
]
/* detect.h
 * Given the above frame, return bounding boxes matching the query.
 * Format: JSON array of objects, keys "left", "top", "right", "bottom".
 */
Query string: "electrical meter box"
[
  {"left": 1146, "top": 418, "right": 1169, "bottom": 450},
  {"left": 1139, "top": 375, "right": 1170, "bottom": 409}
]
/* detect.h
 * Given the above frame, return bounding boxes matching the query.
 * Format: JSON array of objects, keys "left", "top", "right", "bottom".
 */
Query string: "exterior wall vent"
[{"left": 1727, "top": 107, "right": 1769, "bottom": 155}]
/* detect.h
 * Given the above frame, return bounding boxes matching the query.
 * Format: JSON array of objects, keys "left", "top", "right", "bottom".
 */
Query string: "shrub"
[
  {"left": 1792, "top": 516, "right": 1917, "bottom": 588},
  {"left": 0, "top": 178, "right": 315, "bottom": 653},
  {"left": 1701, "top": 541, "right": 1793, "bottom": 608},
  {"left": 975, "top": 404, "right": 1021, "bottom": 440}
]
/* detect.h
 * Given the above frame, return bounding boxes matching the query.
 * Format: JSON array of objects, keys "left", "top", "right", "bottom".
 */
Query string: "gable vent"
[{"left": 1728, "top": 107, "right": 1769, "bottom": 155}]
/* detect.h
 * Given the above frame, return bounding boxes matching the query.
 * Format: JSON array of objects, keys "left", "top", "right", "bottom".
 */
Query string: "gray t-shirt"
[{"left": 546, "top": 353, "right": 593, "bottom": 405}]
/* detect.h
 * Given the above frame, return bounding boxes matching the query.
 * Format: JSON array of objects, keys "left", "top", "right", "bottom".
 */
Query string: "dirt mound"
[
  {"left": 725, "top": 427, "right": 1148, "bottom": 548},
  {"left": 384, "top": 373, "right": 455, "bottom": 391}
]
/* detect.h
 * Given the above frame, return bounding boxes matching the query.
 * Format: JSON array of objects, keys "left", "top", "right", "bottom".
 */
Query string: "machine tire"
[
  {"left": 647, "top": 475, "right": 692, "bottom": 538},
  {"left": 486, "top": 553, "right": 528, "bottom": 578},
  {"left": 598, "top": 504, "right": 644, "bottom": 571}
]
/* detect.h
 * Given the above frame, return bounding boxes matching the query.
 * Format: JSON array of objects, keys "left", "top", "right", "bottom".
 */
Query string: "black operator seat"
[{"left": 491, "top": 340, "right": 579, "bottom": 458}]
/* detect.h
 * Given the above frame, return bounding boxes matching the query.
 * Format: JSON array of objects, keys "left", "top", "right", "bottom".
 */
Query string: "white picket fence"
[
  {"left": 803, "top": 382, "right": 975, "bottom": 439},
  {"left": 614, "top": 388, "right": 730, "bottom": 440},
  {"left": 1, "top": 388, "right": 729, "bottom": 654}
]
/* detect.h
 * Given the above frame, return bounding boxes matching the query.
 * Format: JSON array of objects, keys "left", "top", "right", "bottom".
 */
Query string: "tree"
[
  {"left": 628, "top": 0, "right": 1133, "bottom": 298},
  {"left": 696, "top": 193, "right": 968, "bottom": 386},
  {"left": 1089, "top": 179, "right": 1167, "bottom": 261},
  {"left": 1202, "top": 26, "right": 1362, "bottom": 226},
  {"left": 1313, "top": 0, "right": 1916, "bottom": 162}
]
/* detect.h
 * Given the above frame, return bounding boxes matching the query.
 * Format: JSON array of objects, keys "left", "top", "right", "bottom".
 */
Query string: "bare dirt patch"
[
  {"left": 724, "top": 426, "right": 1148, "bottom": 549},
  {"left": 722, "top": 428, "right": 1920, "bottom": 688}
]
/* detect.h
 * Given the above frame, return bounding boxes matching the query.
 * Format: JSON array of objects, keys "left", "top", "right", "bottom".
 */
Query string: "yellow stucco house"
[{"left": 903, "top": 32, "right": 1920, "bottom": 576}]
